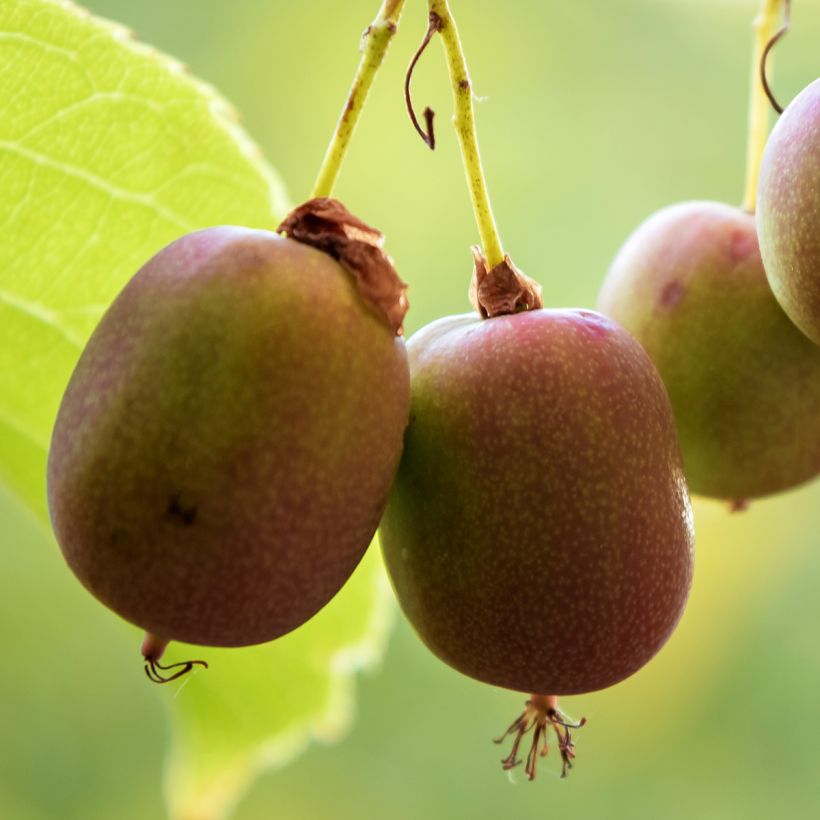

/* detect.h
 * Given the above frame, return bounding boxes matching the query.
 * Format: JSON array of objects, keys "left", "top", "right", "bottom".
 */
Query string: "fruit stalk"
[
  {"left": 312, "top": 0, "right": 406, "bottom": 198},
  {"left": 427, "top": 0, "right": 505, "bottom": 269},
  {"left": 742, "top": 0, "right": 787, "bottom": 212}
]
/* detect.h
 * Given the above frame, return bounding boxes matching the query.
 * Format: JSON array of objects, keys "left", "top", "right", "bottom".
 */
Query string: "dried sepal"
[
  {"left": 494, "top": 695, "right": 586, "bottom": 780},
  {"left": 469, "top": 246, "right": 543, "bottom": 318},
  {"left": 278, "top": 198, "right": 409, "bottom": 335}
]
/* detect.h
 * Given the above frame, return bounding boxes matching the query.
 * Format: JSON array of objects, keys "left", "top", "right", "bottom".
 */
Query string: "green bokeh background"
[{"left": 3, "top": 0, "right": 820, "bottom": 817}]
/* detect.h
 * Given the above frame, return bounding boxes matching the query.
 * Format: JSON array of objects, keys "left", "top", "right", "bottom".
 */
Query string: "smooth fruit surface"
[
  {"left": 758, "top": 78, "right": 820, "bottom": 344},
  {"left": 48, "top": 227, "right": 410, "bottom": 647},
  {"left": 599, "top": 201, "right": 820, "bottom": 500},
  {"left": 380, "top": 309, "right": 694, "bottom": 696}
]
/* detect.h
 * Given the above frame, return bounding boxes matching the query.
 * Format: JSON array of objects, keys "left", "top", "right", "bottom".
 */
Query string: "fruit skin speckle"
[
  {"left": 757, "top": 78, "right": 820, "bottom": 345},
  {"left": 379, "top": 309, "right": 694, "bottom": 696},
  {"left": 48, "top": 226, "right": 410, "bottom": 648},
  {"left": 599, "top": 200, "right": 820, "bottom": 500}
]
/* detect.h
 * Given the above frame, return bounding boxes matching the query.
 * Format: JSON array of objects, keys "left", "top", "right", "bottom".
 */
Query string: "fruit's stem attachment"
[
  {"left": 742, "top": 0, "right": 788, "bottom": 213},
  {"left": 760, "top": 0, "right": 792, "bottom": 116},
  {"left": 141, "top": 632, "right": 169, "bottom": 662},
  {"left": 405, "top": 13, "right": 443, "bottom": 150},
  {"left": 494, "top": 694, "right": 587, "bottom": 780},
  {"left": 422, "top": 0, "right": 505, "bottom": 269},
  {"left": 141, "top": 633, "right": 208, "bottom": 685},
  {"left": 311, "top": 0, "right": 406, "bottom": 199}
]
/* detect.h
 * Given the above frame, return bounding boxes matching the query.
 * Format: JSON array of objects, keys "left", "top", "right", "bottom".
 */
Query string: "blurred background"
[{"left": 3, "top": 0, "right": 820, "bottom": 817}]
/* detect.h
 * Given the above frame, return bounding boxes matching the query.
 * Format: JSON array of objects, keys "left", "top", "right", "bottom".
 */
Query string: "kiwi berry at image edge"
[
  {"left": 597, "top": 3, "right": 820, "bottom": 504},
  {"left": 47, "top": 200, "right": 410, "bottom": 674},
  {"left": 758, "top": 78, "right": 820, "bottom": 345},
  {"left": 598, "top": 201, "right": 820, "bottom": 502}
]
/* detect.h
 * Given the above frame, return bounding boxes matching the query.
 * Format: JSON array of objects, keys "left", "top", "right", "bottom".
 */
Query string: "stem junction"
[{"left": 141, "top": 633, "right": 208, "bottom": 685}]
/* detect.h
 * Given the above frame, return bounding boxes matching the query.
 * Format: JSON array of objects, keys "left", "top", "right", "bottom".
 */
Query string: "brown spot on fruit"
[
  {"left": 659, "top": 279, "right": 685, "bottom": 309},
  {"left": 166, "top": 493, "right": 197, "bottom": 527},
  {"left": 729, "top": 228, "right": 756, "bottom": 263}
]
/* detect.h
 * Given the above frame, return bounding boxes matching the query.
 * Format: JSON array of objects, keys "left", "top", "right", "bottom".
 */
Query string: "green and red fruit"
[
  {"left": 380, "top": 294, "right": 694, "bottom": 775},
  {"left": 758, "top": 78, "right": 820, "bottom": 344},
  {"left": 598, "top": 200, "right": 820, "bottom": 501},
  {"left": 48, "top": 210, "right": 410, "bottom": 652}
]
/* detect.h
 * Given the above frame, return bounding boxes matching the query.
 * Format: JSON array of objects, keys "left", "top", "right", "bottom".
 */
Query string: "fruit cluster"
[{"left": 45, "top": 0, "right": 818, "bottom": 781}]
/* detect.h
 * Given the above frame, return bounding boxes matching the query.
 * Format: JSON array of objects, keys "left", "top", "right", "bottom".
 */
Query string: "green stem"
[
  {"left": 742, "top": 0, "right": 786, "bottom": 213},
  {"left": 428, "top": 0, "right": 505, "bottom": 269},
  {"left": 311, "top": 0, "right": 406, "bottom": 199}
]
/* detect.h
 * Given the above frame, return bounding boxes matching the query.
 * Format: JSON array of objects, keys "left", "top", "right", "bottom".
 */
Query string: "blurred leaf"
[
  {"left": 0, "top": 2, "right": 392, "bottom": 818},
  {"left": 0, "top": 0, "right": 286, "bottom": 515},
  {"left": 165, "top": 544, "right": 394, "bottom": 820}
]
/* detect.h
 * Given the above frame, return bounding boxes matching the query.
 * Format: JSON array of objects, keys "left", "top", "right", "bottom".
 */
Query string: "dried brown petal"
[
  {"left": 278, "top": 198, "right": 409, "bottom": 335},
  {"left": 468, "top": 246, "right": 543, "bottom": 319}
]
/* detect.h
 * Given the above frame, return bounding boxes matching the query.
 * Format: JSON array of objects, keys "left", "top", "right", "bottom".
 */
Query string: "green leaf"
[
  {"left": 0, "top": 2, "right": 392, "bottom": 817},
  {"left": 164, "top": 544, "right": 393, "bottom": 820},
  {"left": 0, "top": 0, "right": 287, "bottom": 515}
]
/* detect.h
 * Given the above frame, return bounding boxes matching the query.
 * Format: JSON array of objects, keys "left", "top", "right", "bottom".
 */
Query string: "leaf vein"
[
  {"left": 0, "top": 139, "right": 198, "bottom": 233},
  {"left": 0, "top": 288, "right": 84, "bottom": 348}
]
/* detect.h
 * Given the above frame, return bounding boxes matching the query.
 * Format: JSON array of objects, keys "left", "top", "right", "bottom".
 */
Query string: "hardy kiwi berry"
[
  {"left": 48, "top": 200, "right": 410, "bottom": 678},
  {"left": 757, "top": 78, "right": 820, "bottom": 345},
  {"left": 380, "top": 252, "right": 695, "bottom": 778},
  {"left": 599, "top": 201, "right": 820, "bottom": 503}
]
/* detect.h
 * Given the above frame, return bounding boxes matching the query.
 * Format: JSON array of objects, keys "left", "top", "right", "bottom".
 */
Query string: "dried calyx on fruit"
[
  {"left": 279, "top": 197, "right": 408, "bottom": 333},
  {"left": 468, "top": 247, "right": 542, "bottom": 317},
  {"left": 48, "top": 197, "right": 410, "bottom": 679}
]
